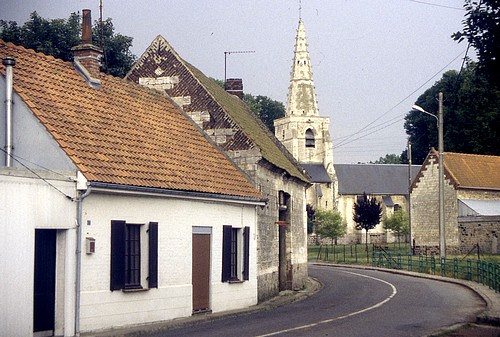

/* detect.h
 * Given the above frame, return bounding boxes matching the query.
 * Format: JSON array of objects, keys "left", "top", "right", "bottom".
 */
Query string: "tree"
[
  {"left": 0, "top": 12, "right": 136, "bottom": 78},
  {"left": 452, "top": 0, "right": 500, "bottom": 85},
  {"left": 315, "top": 209, "right": 346, "bottom": 245},
  {"left": 403, "top": 63, "right": 499, "bottom": 164},
  {"left": 0, "top": 12, "right": 80, "bottom": 62},
  {"left": 244, "top": 94, "right": 285, "bottom": 132},
  {"left": 371, "top": 154, "right": 401, "bottom": 164},
  {"left": 306, "top": 204, "right": 316, "bottom": 235},
  {"left": 93, "top": 18, "right": 135, "bottom": 77},
  {"left": 353, "top": 193, "right": 382, "bottom": 252},
  {"left": 383, "top": 209, "right": 409, "bottom": 247}
]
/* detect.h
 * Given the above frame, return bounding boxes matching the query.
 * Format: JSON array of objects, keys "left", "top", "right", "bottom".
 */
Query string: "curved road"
[{"left": 156, "top": 265, "right": 485, "bottom": 337}]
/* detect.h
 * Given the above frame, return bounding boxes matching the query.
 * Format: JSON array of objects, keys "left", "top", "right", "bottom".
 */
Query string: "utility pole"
[
  {"left": 438, "top": 92, "right": 445, "bottom": 259},
  {"left": 408, "top": 139, "right": 413, "bottom": 255}
]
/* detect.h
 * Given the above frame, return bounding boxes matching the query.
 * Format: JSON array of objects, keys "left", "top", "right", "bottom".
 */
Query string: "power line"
[
  {"left": 333, "top": 49, "right": 467, "bottom": 148},
  {"left": 0, "top": 148, "right": 75, "bottom": 201},
  {"left": 408, "top": 0, "right": 464, "bottom": 11}
]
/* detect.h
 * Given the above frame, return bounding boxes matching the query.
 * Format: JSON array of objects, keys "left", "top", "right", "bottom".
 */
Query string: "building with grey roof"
[{"left": 334, "top": 164, "right": 420, "bottom": 244}]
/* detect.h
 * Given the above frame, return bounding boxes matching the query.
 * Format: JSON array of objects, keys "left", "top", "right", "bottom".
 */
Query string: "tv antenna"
[
  {"left": 99, "top": 0, "right": 104, "bottom": 48},
  {"left": 224, "top": 50, "right": 255, "bottom": 83}
]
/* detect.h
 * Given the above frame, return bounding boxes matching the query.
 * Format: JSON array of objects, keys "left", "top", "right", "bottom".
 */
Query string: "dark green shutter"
[
  {"left": 110, "top": 220, "right": 126, "bottom": 291},
  {"left": 243, "top": 227, "right": 250, "bottom": 281},
  {"left": 222, "top": 225, "right": 232, "bottom": 282},
  {"left": 148, "top": 222, "right": 158, "bottom": 289}
]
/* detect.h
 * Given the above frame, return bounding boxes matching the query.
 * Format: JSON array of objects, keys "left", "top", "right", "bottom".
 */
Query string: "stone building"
[
  {"left": 335, "top": 164, "right": 420, "bottom": 244},
  {"left": 411, "top": 149, "right": 500, "bottom": 255},
  {"left": 274, "top": 19, "right": 335, "bottom": 212},
  {"left": 126, "top": 36, "right": 311, "bottom": 302}
]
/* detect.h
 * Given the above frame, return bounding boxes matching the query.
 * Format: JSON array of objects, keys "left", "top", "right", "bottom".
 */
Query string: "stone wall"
[
  {"left": 458, "top": 216, "right": 500, "bottom": 254},
  {"left": 410, "top": 156, "right": 460, "bottom": 254},
  {"left": 241, "top": 159, "right": 308, "bottom": 302}
]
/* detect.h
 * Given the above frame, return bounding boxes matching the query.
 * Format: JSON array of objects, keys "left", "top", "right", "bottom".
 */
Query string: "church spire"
[{"left": 285, "top": 19, "right": 319, "bottom": 117}]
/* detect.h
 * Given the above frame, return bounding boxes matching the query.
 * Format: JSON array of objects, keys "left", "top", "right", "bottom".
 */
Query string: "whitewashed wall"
[
  {"left": 0, "top": 169, "right": 77, "bottom": 337},
  {"left": 79, "top": 192, "right": 258, "bottom": 333}
]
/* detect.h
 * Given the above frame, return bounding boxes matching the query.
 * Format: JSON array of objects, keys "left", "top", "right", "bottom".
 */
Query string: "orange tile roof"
[
  {"left": 0, "top": 41, "right": 263, "bottom": 200},
  {"left": 444, "top": 152, "right": 500, "bottom": 190}
]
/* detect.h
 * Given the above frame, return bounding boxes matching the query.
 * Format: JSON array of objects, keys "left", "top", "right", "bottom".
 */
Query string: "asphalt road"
[{"left": 154, "top": 265, "right": 485, "bottom": 337}]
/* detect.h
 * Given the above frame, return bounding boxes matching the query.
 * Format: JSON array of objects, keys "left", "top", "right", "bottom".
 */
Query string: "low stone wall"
[{"left": 458, "top": 216, "right": 500, "bottom": 254}]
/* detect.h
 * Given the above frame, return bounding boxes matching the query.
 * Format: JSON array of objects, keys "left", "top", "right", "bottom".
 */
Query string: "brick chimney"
[
  {"left": 72, "top": 9, "right": 103, "bottom": 78},
  {"left": 225, "top": 78, "right": 244, "bottom": 100}
]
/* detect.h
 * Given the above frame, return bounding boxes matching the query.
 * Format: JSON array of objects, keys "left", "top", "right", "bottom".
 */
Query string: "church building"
[{"left": 274, "top": 19, "right": 335, "bottom": 212}]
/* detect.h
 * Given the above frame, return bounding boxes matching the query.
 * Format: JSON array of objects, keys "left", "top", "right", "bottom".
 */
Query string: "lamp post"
[{"left": 412, "top": 92, "right": 445, "bottom": 258}]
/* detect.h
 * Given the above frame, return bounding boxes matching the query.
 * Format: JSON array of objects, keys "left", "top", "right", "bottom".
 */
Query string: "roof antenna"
[
  {"left": 224, "top": 50, "right": 255, "bottom": 84},
  {"left": 299, "top": 0, "right": 302, "bottom": 21},
  {"left": 99, "top": 0, "right": 104, "bottom": 48}
]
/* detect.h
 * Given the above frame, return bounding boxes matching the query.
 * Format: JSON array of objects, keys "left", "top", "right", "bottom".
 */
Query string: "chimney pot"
[
  {"left": 72, "top": 9, "right": 103, "bottom": 79},
  {"left": 81, "top": 9, "right": 92, "bottom": 45}
]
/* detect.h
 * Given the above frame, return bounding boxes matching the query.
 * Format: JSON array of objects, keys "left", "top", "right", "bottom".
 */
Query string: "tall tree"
[
  {"left": 315, "top": 209, "right": 346, "bottom": 245},
  {"left": 353, "top": 193, "right": 382, "bottom": 252},
  {"left": 0, "top": 12, "right": 136, "bottom": 78},
  {"left": 93, "top": 18, "right": 135, "bottom": 77},
  {"left": 403, "top": 64, "right": 499, "bottom": 164},
  {"left": 244, "top": 94, "right": 285, "bottom": 132},
  {"left": 452, "top": 0, "right": 500, "bottom": 85},
  {"left": 0, "top": 12, "right": 80, "bottom": 62}
]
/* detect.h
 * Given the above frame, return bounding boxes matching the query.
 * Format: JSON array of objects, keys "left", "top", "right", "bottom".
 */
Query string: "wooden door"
[
  {"left": 192, "top": 231, "right": 211, "bottom": 313},
  {"left": 33, "top": 229, "right": 57, "bottom": 333}
]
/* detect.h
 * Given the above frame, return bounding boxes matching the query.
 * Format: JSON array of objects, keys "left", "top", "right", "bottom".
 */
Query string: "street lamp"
[{"left": 412, "top": 92, "right": 445, "bottom": 258}]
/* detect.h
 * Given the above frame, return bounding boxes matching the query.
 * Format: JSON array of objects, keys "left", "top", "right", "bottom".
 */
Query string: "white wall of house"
[
  {"left": 79, "top": 191, "right": 258, "bottom": 333},
  {"left": 0, "top": 168, "right": 77, "bottom": 337}
]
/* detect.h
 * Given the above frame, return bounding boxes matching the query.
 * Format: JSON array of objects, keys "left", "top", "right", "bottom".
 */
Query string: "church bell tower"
[{"left": 274, "top": 18, "right": 335, "bottom": 211}]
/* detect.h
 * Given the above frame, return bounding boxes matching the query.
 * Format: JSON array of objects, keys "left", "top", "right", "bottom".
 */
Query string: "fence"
[{"left": 311, "top": 243, "right": 500, "bottom": 292}]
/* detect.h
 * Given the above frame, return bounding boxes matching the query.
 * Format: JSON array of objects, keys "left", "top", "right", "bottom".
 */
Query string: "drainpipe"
[
  {"left": 75, "top": 185, "right": 91, "bottom": 337},
  {"left": 2, "top": 57, "right": 16, "bottom": 166}
]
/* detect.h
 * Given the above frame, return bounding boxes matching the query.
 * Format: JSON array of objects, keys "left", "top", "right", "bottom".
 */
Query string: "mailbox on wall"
[{"left": 86, "top": 237, "right": 95, "bottom": 254}]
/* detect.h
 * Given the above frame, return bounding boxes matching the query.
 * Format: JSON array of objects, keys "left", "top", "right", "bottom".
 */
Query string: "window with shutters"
[
  {"left": 110, "top": 220, "right": 158, "bottom": 291},
  {"left": 222, "top": 226, "right": 250, "bottom": 283},
  {"left": 125, "top": 224, "right": 141, "bottom": 288}
]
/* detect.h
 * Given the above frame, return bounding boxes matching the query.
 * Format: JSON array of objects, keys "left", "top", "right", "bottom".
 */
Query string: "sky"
[{"left": 0, "top": 0, "right": 470, "bottom": 163}]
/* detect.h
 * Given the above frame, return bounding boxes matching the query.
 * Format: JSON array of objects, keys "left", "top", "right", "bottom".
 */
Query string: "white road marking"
[{"left": 256, "top": 270, "right": 398, "bottom": 337}]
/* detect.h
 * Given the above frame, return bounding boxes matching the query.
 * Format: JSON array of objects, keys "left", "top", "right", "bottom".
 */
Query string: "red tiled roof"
[
  {"left": 0, "top": 40, "right": 263, "bottom": 200},
  {"left": 444, "top": 152, "right": 500, "bottom": 189}
]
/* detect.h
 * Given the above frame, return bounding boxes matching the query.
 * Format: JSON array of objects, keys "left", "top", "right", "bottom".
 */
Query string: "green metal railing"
[
  {"left": 310, "top": 243, "right": 500, "bottom": 292},
  {"left": 371, "top": 251, "right": 500, "bottom": 292}
]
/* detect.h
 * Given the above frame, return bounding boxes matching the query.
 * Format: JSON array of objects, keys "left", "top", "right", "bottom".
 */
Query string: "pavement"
[{"left": 84, "top": 263, "right": 499, "bottom": 337}]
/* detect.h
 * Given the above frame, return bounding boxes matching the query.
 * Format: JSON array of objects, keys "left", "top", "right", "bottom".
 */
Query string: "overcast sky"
[{"left": 0, "top": 0, "right": 469, "bottom": 163}]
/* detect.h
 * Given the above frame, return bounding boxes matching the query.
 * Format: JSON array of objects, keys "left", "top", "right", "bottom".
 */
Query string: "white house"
[
  {"left": 126, "top": 35, "right": 311, "bottom": 302},
  {"left": 0, "top": 11, "right": 264, "bottom": 337}
]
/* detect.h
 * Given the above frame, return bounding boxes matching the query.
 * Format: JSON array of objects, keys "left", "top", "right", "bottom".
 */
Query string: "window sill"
[
  {"left": 228, "top": 279, "right": 244, "bottom": 284},
  {"left": 122, "top": 287, "right": 149, "bottom": 293}
]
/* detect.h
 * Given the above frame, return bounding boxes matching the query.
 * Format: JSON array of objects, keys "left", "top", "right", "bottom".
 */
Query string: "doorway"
[
  {"left": 192, "top": 227, "right": 211, "bottom": 313},
  {"left": 33, "top": 229, "right": 57, "bottom": 333}
]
